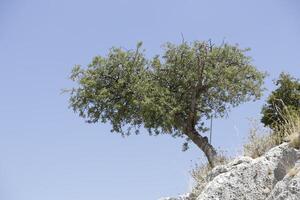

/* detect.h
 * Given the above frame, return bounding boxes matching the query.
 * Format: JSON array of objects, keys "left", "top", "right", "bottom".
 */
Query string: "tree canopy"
[
  {"left": 261, "top": 73, "right": 300, "bottom": 129},
  {"left": 69, "top": 41, "right": 266, "bottom": 166}
]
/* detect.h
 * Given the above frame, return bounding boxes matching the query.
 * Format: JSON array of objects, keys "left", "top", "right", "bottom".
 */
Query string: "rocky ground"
[{"left": 160, "top": 143, "right": 300, "bottom": 200}]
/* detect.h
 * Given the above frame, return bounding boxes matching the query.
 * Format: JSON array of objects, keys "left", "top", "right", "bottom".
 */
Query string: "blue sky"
[{"left": 0, "top": 0, "right": 299, "bottom": 200}]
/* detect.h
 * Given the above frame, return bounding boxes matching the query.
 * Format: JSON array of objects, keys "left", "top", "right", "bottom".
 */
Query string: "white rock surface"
[
  {"left": 197, "top": 143, "right": 300, "bottom": 200},
  {"left": 266, "top": 161, "right": 300, "bottom": 200}
]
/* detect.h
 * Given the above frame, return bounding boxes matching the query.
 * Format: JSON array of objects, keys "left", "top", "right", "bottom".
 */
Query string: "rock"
[
  {"left": 206, "top": 156, "right": 252, "bottom": 182},
  {"left": 197, "top": 143, "right": 299, "bottom": 200},
  {"left": 266, "top": 162, "right": 300, "bottom": 200},
  {"left": 158, "top": 143, "right": 300, "bottom": 200}
]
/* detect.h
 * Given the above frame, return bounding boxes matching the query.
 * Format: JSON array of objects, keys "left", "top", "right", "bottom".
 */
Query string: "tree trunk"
[{"left": 185, "top": 128, "right": 217, "bottom": 168}]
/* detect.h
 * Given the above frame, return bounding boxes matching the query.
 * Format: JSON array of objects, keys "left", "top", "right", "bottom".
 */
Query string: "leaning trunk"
[{"left": 185, "top": 128, "right": 218, "bottom": 168}]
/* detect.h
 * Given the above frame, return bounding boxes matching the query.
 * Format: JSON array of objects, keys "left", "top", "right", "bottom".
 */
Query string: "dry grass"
[
  {"left": 287, "top": 166, "right": 300, "bottom": 178},
  {"left": 272, "top": 106, "right": 300, "bottom": 149},
  {"left": 288, "top": 130, "right": 300, "bottom": 149},
  {"left": 243, "top": 120, "right": 276, "bottom": 158},
  {"left": 244, "top": 103, "right": 300, "bottom": 158}
]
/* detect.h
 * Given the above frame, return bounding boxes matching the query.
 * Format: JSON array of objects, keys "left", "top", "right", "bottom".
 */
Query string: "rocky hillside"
[{"left": 160, "top": 143, "right": 300, "bottom": 200}]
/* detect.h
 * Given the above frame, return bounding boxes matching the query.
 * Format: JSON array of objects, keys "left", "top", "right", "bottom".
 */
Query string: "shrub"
[{"left": 261, "top": 73, "right": 300, "bottom": 130}]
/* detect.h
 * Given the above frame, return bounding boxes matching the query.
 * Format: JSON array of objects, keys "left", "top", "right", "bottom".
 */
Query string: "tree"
[
  {"left": 68, "top": 41, "right": 266, "bottom": 167},
  {"left": 261, "top": 73, "right": 300, "bottom": 129}
]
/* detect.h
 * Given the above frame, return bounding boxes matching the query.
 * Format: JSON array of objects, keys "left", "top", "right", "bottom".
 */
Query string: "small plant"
[{"left": 189, "top": 160, "right": 211, "bottom": 198}]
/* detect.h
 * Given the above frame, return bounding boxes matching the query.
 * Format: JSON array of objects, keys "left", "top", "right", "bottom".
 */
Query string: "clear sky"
[{"left": 0, "top": 0, "right": 299, "bottom": 200}]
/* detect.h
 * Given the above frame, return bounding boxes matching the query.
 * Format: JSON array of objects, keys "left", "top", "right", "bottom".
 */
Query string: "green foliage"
[
  {"left": 261, "top": 73, "right": 300, "bottom": 130},
  {"left": 69, "top": 40, "right": 266, "bottom": 144}
]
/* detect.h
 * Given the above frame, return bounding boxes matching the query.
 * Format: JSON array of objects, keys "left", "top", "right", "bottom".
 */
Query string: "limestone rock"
[
  {"left": 197, "top": 143, "right": 299, "bottom": 200},
  {"left": 267, "top": 162, "right": 300, "bottom": 200}
]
